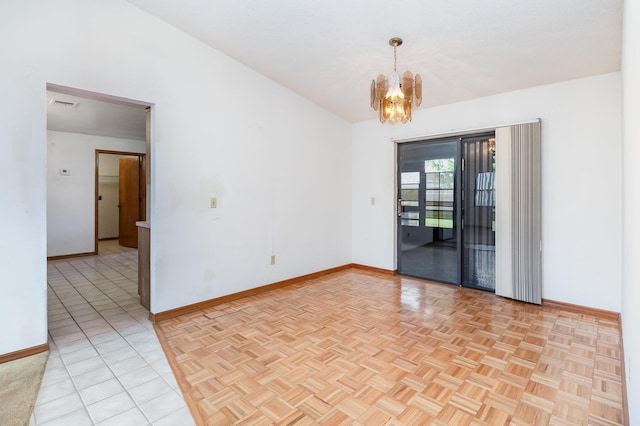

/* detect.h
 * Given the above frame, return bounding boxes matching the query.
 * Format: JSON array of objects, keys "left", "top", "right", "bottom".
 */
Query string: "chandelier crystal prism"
[{"left": 370, "top": 37, "right": 422, "bottom": 124}]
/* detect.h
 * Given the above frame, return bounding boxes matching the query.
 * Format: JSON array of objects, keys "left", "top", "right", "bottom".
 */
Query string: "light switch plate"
[{"left": 210, "top": 197, "right": 217, "bottom": 208}]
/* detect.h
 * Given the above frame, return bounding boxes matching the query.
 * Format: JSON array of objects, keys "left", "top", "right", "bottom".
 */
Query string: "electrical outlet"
[
  {"left": 270, "top": 255, "right": 276, "bottom": 265},
  {"left": 370, "top": 196, "right": 376, "bottom": 205},
  {"left": 210, "top": 197, "right": 217, "bottom": 208}
]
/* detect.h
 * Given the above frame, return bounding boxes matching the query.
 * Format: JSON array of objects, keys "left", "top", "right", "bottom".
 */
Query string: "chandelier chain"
[{"left": 393, "top": 45, "right": 397, "bottom": 72}]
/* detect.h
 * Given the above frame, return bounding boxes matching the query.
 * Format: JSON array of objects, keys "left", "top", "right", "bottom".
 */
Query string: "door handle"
[{"left": 397, "top": 199, "right": 402, "bottom": 217}]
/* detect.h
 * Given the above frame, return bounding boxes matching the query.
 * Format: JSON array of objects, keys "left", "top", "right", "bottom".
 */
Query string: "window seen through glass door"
[
  {"left": 425, "top": 159, "right": 454, "bottom": 229},
  {"left": 400, "top": 172, "right": 420, "bottom": 227}
]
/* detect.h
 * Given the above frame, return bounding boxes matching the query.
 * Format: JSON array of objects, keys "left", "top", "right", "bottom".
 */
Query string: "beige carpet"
[{"left": 0, "top": 352, "right": 49, "bottom": 426}]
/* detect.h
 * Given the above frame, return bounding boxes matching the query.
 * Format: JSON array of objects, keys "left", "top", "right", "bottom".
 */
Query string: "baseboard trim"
[
  {"left": 149, "top": 267, "right": 620, "bottom": 325},
  {"left": 47, "top": 251, "right": 97, "bottom": 261},
  {"left": 350, "top": 263, "right": 396, "bottom": 275},
  {"left": 0, "top": 343, "right": 49, "bottom": 364},
  {"left": 541, "top": 298, "right": 620, "bottom": 321},
  {"left": 150, "top": 264, "right": 355, "bottom": 322}
]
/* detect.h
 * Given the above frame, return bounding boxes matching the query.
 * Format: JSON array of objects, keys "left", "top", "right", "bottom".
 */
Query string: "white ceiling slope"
[{"left": 128, "top": 0, "right": 622, "bottom": 123}]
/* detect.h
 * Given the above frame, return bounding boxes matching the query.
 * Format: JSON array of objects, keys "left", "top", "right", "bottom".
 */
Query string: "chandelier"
[{"left": 370, "top": 37, "right": 422, "bottom": 124}]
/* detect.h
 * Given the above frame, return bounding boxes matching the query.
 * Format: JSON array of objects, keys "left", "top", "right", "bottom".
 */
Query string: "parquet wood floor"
[{"left": 155, "top": 269, "right": 626, "bottom": 425}]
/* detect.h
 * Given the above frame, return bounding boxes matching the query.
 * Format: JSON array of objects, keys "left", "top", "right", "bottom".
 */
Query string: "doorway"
[
  {"left": 96, "top": 151, "right": 146, "bottom": 249},
  {"left": 397, "top": 132, "right": 496, "bottom": 291},
  {"left": 46, "top": 84, "right": 150, "bottom": 259}
]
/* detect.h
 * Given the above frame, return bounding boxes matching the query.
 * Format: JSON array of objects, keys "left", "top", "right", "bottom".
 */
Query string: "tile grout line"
[
  {"left": 47, "top": 261, "right": 146, "bottom": 425},
  {"left": 41, "top": 250, "right": 190, "bottom": 425}
]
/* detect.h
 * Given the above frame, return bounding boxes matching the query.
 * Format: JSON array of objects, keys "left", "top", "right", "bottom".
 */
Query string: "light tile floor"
[{"left": 32, "top": 241, "right": 195, "bottom": 426}]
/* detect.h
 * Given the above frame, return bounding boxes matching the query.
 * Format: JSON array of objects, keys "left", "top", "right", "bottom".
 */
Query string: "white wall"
[
  {"left": 352, "top": 72, "right": 622, "bottom": 312},
  {"left": 47, "top": 132, "right": 145, "bottom": 256},
  {"left": 622, "top": 0, "right": 640, "bottom": 423},
  {"left": 99, "top": 153, "right": 127, "bottom": 177},
  {"left": 0, "top": 34, "right": 47, "bottom": 355},
  {"left": 0, "top": 0, "right": 351, "bottom": 355}
]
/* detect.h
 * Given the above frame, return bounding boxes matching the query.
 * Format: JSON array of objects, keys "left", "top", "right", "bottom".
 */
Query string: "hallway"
[{"left": 33, "top": 241, "right": 193, "bottom": 425}]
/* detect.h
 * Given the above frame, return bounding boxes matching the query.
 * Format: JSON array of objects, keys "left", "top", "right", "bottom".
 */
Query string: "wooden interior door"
[{"left": 119, "top": 157, "right": 140, "bottom": 248}]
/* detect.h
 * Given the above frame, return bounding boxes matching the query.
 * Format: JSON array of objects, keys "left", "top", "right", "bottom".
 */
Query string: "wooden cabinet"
[{"left": 137, "top": 222, "right": 150, "bottom": 310}]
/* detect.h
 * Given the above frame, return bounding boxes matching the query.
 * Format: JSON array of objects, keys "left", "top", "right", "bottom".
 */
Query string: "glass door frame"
[
  {"left": 460, "top": 132, "right": 496, "bottom": 291},
  {"left": 395, "top": 131, "right": 495, "bottom": 290},
  {"left": 396, "top": 137, "right": 462, "bottom": 285}
]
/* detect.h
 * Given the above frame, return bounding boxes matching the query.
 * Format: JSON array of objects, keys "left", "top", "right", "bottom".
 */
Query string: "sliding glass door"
[
  {"left": 397, "top": 133, "right": 496, "bottom": 291},
  {"left": 397, "top": 139, "right": 460, "bottom": 284},
  {"left": 461, "top": 135, "right": 496, "bottom": 291}
]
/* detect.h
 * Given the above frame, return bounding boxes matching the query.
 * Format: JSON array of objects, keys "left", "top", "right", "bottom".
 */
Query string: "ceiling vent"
[{"left": 50, "top": 99, "right": 79, "bottom": 108}]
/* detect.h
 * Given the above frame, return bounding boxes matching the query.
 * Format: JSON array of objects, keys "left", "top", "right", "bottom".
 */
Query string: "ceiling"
[
  {"left": 48, "top": 0, "right": 623, "bottom": 138},
  {"left": 47, "top": 91, "right": 147, "bottom": 141},
  {"left": 128, "top": 0, "right": 622, "bottom": 123}
]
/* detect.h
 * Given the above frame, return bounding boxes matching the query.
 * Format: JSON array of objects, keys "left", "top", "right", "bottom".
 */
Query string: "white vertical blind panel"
[
  {"left": 495, "top": 127, "right": 513, "bottom": 299},
  {"left": 495, "top": 121, "right": 542, "bottom": 304}
]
